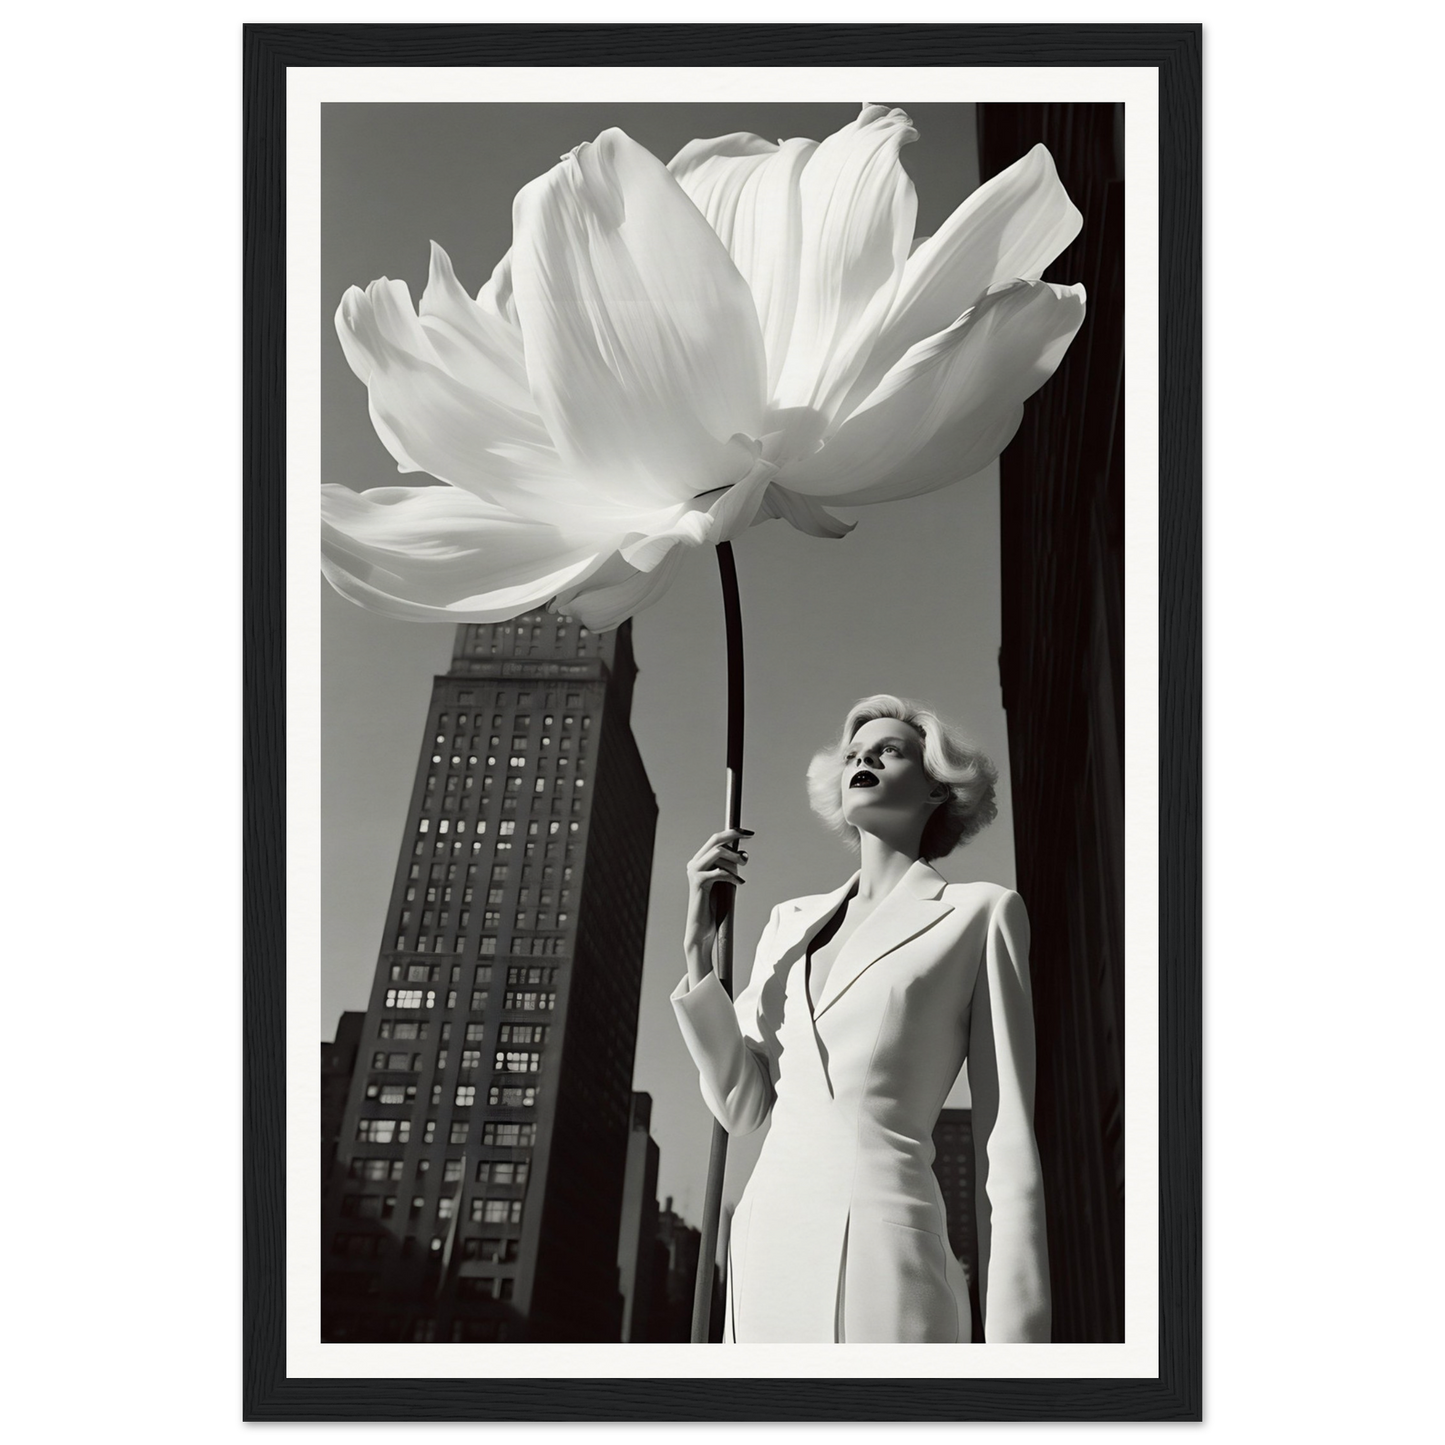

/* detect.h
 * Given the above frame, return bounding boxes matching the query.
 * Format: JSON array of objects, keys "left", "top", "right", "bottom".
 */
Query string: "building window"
[
  {"left": 423, "top": 1119, "right": 437, "bottom": 1144},
  {"left": 455, "top": 1085, "right": 477, "bottom": 1107},
  {"left": 487, "top": 1084, "right": 538, "bottom": 1108},
  {"left": 356, "top": 1119, "right": 410, "bottom": 1144},
  {"left": 495, "top": 1051, "right": 542, "bottom": 1073},
  {"left": 350, "top": 1158, "right": 405, "bottom": 1182},
  {"left": 481, "top": 1121, "right": 537, "bottom": 1147},
  {"left": 471, "top": 1198, "right": 525, "bottom": 1225},
  {"left": 377, "top": 1020, "right": 427, "bottom": 1040},
  {"left": 437, "top": 1196, "right": 456, "bottom": 1221},
  {"left": 475, "top": 1160, "right": 530, "bottom": 1186},
  {"left": 503, "top": 990, "right": 555, "bottom": 1012},
  {"left": 364, "top": 1082, "right": 416, "bottom": 1105},
  {"left": 449, "top": 1120, "right": 469, "bottom": 1145},
  {"left": 498, "top": 1023, "right": 548, "bottom": 1045},
  {"left": 384, "top": 989, "right": 433, "bottom": 1009},
  {"left": 470, "top": 990, "right": 488, "bottom": 1012},
  {"left": 465, "top": 1022, "right": 486, "bottom": 1042},
  {"left": 460, "top": 1049, "right": 482, "bottom": 1072},
  {"left": 463, "top": 1237, "right": 520, "bottom": 1263},
  {"left": 506, "top": 965, "right": 556, "bottom": 986}
]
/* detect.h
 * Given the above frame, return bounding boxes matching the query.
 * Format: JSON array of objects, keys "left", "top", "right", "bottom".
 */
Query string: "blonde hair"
[{"left": 806, "top": 694, "right": 999, "bottom": 862}]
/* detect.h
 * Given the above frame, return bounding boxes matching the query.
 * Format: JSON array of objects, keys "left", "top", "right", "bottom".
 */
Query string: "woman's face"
[{"left": 839, "top": 717, "right": 942, "bottom": 836}]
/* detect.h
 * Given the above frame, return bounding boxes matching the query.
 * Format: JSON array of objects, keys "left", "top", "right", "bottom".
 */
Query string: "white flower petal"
[
  {"left": 418, "top": 242, "right": 531, "bottom": 414},
  {"left": 837, "top": 145, "right": 1082, "bottom": 422},
  {"left": 755, "top": 483, "right": 856, "bottom": 539},
  {"left": 554, "top": 546, "right": 690, "bottom": 632},
  {"left": 320, "top": 483, "right": 609, "bottom": 622},
  {"left": 669, "top": 132, "right": 817, "bottom": 399},
  {"left": 616, "top": 452, "right": 777, "bottom": 572},
  {"left": 511, "top": 128, "right": 768, "bottom": 509},
  {"left": 781, "top": 280, "right": 1086, "bottom": 503},
  {"left": 770, "top": 104, "right": 918, "bottom": 426},
  {"left": 476, "top": 247, "right": 519, "bottom": 327},
  {"left": 334, "top": 279, "right": 587, "bottom": 521}
]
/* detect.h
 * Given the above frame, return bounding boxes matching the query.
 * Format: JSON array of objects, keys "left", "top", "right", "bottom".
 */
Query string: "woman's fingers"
[
  {"left": 688, "top": 835, "right": 752, "bottom": 870},
  {"left": 695, "top": 867, "right": 746, "bottom": 884}
]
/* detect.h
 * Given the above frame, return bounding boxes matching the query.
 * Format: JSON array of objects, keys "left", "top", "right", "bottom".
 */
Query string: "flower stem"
[{"left": 690, "top": 541, "right": 745, "bottom": 1343}]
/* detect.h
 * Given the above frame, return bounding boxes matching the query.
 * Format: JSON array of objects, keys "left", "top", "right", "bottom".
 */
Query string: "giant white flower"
[{"left": 323, "top": 105, "right": 1086, "bottom": 630}]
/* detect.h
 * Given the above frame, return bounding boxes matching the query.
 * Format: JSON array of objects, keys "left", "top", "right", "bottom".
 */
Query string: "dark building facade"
[
  {"left": 321, "top": 1010, "right": 365, "bottom": 1184},
  {"left": 321, "top": 614, "right": 657, "bottom": 1342},
  {"left": 931, "top": 1107, "right": 984, "bottom": 1343},
  {"left": 980, "top": 103, "right": 1127, "bottom": 1342},
  {"left": 639, "top": 1196, "right": 723, "bottom": 1342},
  {"left": 616, "top": 1091, "right": 660, "bottom": 1343}
]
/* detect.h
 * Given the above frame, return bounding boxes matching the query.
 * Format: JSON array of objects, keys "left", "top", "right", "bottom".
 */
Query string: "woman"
[{"left": 671, "top": 695, "right": 1049, "bottom": 1343}]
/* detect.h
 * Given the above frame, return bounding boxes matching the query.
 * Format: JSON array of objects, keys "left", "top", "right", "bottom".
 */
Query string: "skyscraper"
[
  {"left": 931, "top": 1107, "right": 983, "bottom": 1342},
  {"left": 322, "top": 613, "right": 657, "bottom": 1343}
]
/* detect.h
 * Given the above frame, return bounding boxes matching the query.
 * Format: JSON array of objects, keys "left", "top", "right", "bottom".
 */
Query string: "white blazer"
[{"left": 671, "top": 858, "right": 1049, "bottom": 1343}]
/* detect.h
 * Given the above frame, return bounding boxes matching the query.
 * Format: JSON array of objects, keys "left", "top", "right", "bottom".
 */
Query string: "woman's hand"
[{"left": 683, "top": 827, "right": 753, "bottom": 984}]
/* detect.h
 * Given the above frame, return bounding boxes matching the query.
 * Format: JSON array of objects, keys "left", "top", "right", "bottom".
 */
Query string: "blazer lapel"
[
  {"left": 812, "top": 860, "right": 954, "bottom": 1021},
  {"left": 776, "top": 872, "right": 861, "bottom": 971}
]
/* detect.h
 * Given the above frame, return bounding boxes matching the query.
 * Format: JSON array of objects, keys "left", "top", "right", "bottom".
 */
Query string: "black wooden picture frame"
[{"left": 244, "top": 22, "right": 1201, "bottom": 1421}]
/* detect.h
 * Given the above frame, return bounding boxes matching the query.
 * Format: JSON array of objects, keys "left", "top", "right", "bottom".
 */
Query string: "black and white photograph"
[{"left": 249, "top": 26, "right": 1194, "bottom": 1422}]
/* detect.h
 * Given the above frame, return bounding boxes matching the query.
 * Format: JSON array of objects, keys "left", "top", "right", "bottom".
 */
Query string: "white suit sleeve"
[
  {"left": 669, "top": 905, "right": 780, "bottom": 1136},
  {"left": 966, "top": 889, "right": 1051, "bottom": 1342}
]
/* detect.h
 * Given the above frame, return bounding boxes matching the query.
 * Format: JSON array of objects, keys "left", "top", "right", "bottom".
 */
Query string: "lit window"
[
  {"left": 479, "top": 936, "right": 497, "bottom": 956},
  {"left": 423, "top": 1120, "right": 437, "bottom": 1143},
  {"left": 437, "top": 1196, "right": 455, "bottom": 1221},
  {"left": 470, "top": 990, "right": 488, "bottom": 1012},
  {"left": 385, "top": 989, "right": 423, "bottom": 1009},
  {"left": 465, "top": 1023, "right": 486, "bottom": 1042},
  {"left": 455, "top": 1085, "right": 477, "bottom": 1106},
  {"left": 460, "top": 1049, "right": 482, "bottom": 1071},
  {"left": 418, "top": 819, "right": 429, "bottom": 833},
  {"left": 487, "top": 1084, "right": 538, "bottom": 1108},
  {"left": 449, "top": 1120, "right": 469, "bottom": 1144},
  {"left": 350, "top": 1158, "right": 405, "bottom": 1182},
  {"left": 356, "top": 1119, "right": 410, "bottom": 1144},
  {"left": 495, "top": 1051, "right": 542, "bottom": 1073},
  {"left": 510, "top": 754, "right": 527, "bottom": 767},
  {"left": 438, "top": 820, "right": 449, "bottom": 834},
  {"left": 476, "top": 1160, "right": 530, "bottom": 1186}
]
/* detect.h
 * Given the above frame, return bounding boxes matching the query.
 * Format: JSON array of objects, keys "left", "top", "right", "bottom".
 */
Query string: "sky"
[{"left": 320, "top": 100, "right": 1016, "bottom": 1224}]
